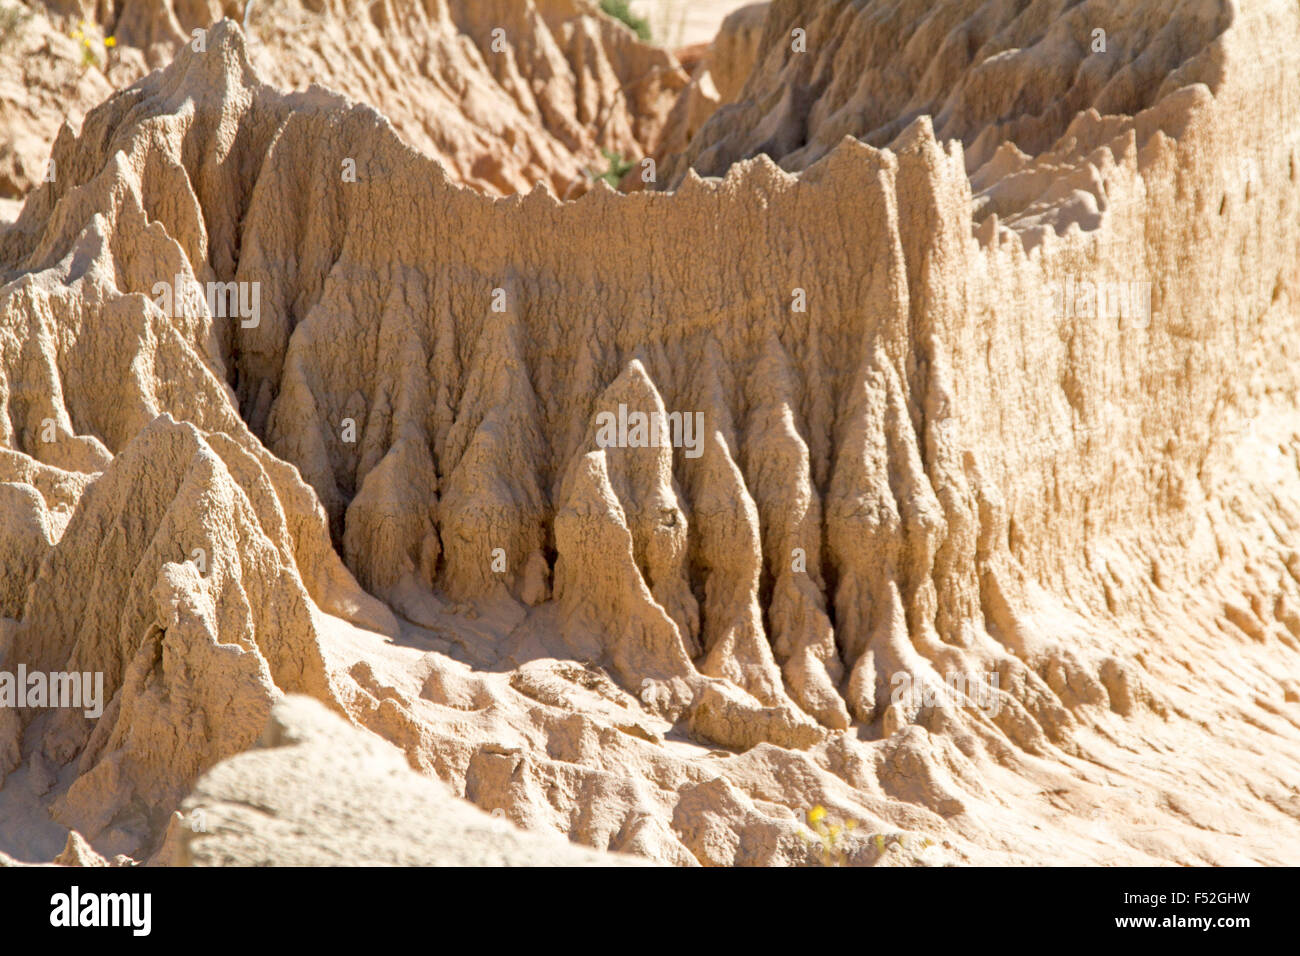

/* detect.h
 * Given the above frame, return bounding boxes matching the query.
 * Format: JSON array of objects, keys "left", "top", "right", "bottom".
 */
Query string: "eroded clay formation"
[
  {"left": 0, "top": 0, "right": 688, "bottom": 201},
  {"left": 1, "top": 0, "right": 1299, "bottom": 866}
]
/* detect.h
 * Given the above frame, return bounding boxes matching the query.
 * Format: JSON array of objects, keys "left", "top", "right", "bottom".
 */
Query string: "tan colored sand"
[
  {"left": 0, "top": 0, "right": 689, "bottom": 200},
  {"left": 0, "top": 1, "right": 1299, "bottom": 866}
]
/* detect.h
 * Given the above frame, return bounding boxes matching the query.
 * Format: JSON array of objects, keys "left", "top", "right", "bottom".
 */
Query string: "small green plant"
[
  {"left": 69, "top": 19, "right": 116, "bottom": 70},
  {"left": 802, "top": 805, "right": 858, "bottom": 866},
  {"left": 593, "top": 148, "right": 632, "bottom": 189},
  {"left": 870, "top": 831, "right": 937, "bottom": 864},
  {"left": 599, "top": 0, "right": 651, "bottom": 42}
]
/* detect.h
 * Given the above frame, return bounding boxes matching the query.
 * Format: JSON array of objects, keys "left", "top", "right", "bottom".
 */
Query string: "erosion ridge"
[
  {"left": 0, "top": 0, "right": 688, "bottom": 201},
  {"left": 665, "top": 0, "right": 1234, "bottom": 238},
  {"left": 0, "top": 0, "right": 1298, "bottom": 866}
]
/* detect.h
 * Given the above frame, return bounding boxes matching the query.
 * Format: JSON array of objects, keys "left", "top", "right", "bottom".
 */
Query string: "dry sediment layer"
[
  {"left": 0, "top": 0, "right": 684, "bottom": 201},
  {"left": 0, "top": 0, "right": 1298, "bottom": 865}
]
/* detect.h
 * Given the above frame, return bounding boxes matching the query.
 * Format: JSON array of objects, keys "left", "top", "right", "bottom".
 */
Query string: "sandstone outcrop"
[
  {"left": 157, "top": 695, "right": 646, "bottom": 866},
  {"left": 0, "top": 0, "right": 689, "bottom": 202},
  {"left": 0, "top": 0, "right": 1298, "bottom": 866}
]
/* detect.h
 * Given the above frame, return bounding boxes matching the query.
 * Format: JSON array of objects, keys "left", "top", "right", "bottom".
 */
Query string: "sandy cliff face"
[
  {"left": 0, "top": 0, "right": 1298, "bottom": 866},
  {"left": 0, "top": 0, "right": 687, "bottom": 202}
]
